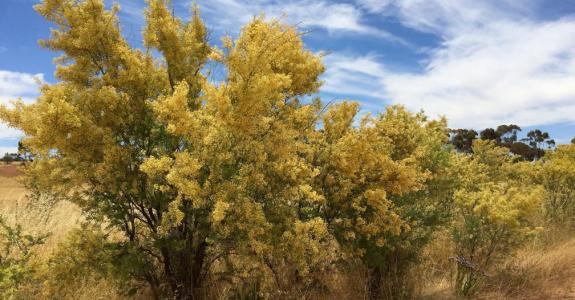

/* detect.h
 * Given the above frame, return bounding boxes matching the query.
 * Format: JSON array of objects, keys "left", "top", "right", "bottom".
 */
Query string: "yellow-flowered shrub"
[
  {"left": 310, "top": 104, "right": 453, "bottom": 298},
  {"left": 451, "top": 140, "right": 543, "bottom": 296},
  {"left": 0, "top": 1, "right": 461, "bottom": 298},
  {"left": 537, "top": 144, "right": 575, "bottom": 227}
]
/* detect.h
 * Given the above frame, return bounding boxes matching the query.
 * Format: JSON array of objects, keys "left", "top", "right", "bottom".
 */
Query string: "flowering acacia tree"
[
  {"left": 0, "top": 0, "right": 449, "bottom": 298},
  {"left": 311, "top": 104, "right": 452, "bottom": 297},
  {"left": 451, "top": 141, "right": 542, "bottom": 296},
  {"left": 537, "top": 144, "right": 575, "bottom": 227}
]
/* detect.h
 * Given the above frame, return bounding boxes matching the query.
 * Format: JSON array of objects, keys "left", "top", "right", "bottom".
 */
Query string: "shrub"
[
  {"left": 0, "top": 1, "right": 447, "bottom": 298},
  {"left": 0, "top": 216, "right": 47, "bottom": 299},
  {"left": 451, "top": 141, "right": 542, "bottom": 296},
  {"left": 311, "top": 104, "right": 453, "bottom": 298},
  {"left": 38, "top": 225, "right": 141, "bottom": 299},
  {"left": 538, "top": 144, "right": 575, "bottom": 227},
  {"left": 2, "top": 153, "right": 14, "bottom": 165}
]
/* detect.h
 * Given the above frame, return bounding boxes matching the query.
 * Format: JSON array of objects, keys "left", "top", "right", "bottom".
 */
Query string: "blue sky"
[{"left": 1, "top": 0, "right": 575, "bottom": 153}]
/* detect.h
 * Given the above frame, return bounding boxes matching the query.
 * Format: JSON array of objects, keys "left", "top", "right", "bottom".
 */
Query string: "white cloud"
[
  {"left": 113, "top": 0, "right": 405, "bottom": 43},
  {"left": 321, "top": 53, "right": 386, "bottom": 100},
  {"left": 0, "top": 147, "right": 18, "bottom": 155},
  {"left": 0, "top": 70, "right": 43, "bottom": 139},
  {"left": 357, "top": 0, "right": 535, "bottom": 36},
  {"left": 383, "top": 18, "right": 575, "bottom": 128},
  {"left": 356, "top": 0, "right": 393, "bottom": 14},
  {"left": 195, "top": 0, "right": 402, "bottom": 42},
  {"left": 321, "top": 0, "right": 575, "bottom": 129}
]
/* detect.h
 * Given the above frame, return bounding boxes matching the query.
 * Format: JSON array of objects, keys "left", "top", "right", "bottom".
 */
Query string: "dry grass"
[
  {"left": 480, "top": 235, "right": 575, "bottom": 299},
  {"left": 416, "top": 231, "right": 458, "bottom": 299},
  {"left": 0, "top": 164, "right": 125, "bottom": 299},
  {"left": 0, "top": 164, "right": 82, "bottom": 253},
  {"left": 418, "top": 228, "right": 575, "bottom": 300}
]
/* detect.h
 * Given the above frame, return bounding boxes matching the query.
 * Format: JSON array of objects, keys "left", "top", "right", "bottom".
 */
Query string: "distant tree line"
[
  {"left": 1, "top": 142, "right": 34, "bottom": 164},
  {"left": 449, "top": 125, "right": 560, "bottom": 161},
  {"left": 1, "top": 153, "right": 20, "bottom": 164}
]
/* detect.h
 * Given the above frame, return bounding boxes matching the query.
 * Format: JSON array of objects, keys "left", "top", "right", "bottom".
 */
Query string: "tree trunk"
[
  {"left": 161, "top": 239, "right": 208, "bottom": 299},
  {"left": 368, "top": 266, "right": 383, "bottom": 300}
]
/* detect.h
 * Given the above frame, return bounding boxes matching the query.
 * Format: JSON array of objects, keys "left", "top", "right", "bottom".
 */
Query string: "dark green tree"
[
  {"left": 465, "top": 126, "right": 554, "bottom": 161},
  {"left": 479, "top": 128, "right": 500, "bottom": 143},
  {"left": 523, "top": 129, "right": 555, "bottom": 149},
  {"left": 508, "top": 142, "right": 539, "bottom": 161},
  {"left": 496, "top": 124, "right": 521, "bottom": 145},
  {"left": 1, "top": 153, "right": 14, "bottom": 165},
  {"left": 17, "top": 141, "right": 32, "bottom": 161},
  {"left": 449, "top": 129, "right": 478, "bottom": 153}
]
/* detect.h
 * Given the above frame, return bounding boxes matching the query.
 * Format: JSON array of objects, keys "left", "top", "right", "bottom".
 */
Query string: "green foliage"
[
  {"left": 39, "top": 225, "right": 146, "bottom": 298},
  {"left": 0, "top": 216, "right": 47, "bottom": 299},
  {"left": 450, "top": 125, "right": 555, "bottom": 161},
  {"left": 449, "top": 129, "right": 478, "bottom": 153},
  {"left": 2, "top": 153, "right": 14, "bottom": 165}
]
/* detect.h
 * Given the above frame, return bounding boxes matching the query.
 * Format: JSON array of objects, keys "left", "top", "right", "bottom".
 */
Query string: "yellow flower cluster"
[{"left": 451, "top": 140, "right": 544, "bottom": 295}]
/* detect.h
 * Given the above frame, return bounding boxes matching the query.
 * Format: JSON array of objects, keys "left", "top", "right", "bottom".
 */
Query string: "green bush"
[{"left": 0, "top": 216, "right": 47, "bottom": 299}]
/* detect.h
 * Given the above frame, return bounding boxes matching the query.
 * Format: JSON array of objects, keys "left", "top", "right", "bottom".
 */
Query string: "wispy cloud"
[
  {"left": 320, "top": 0, "right": 575, "bottom": 129},
  {"left": 115, "top": 1, "right": 146, "bottom": 25},
  {"left": 0, "top": 70, "right": 43, "bottom": 139},
  {"left": 194, "top": 0, "right": 403, "bottom": 42},
  {"left": 112, "top": 0, "right": 405, "bottom": 43},
  {"left": 321, "top": 53, "right": 386, "bottom": 100},
  {"left": 382, "top": 18, "right": 575, "bottom": 128},
  {"left": 357, "top": 0, "right": 535, "bottom": 36}
]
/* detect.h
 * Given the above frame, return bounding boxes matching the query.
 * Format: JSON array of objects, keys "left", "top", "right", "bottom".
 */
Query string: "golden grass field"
[
  {"left": 420, "top": 235, "right": 575, "bottom": 299},
  {"left": 0, "top": 163, "right": 128, "bottom": 299},
  {"left": 0, "top": 164, "right": 81, "bottom": 251},
  {"left": 1, "top": 163, "right": 574, "bottom": 299}
]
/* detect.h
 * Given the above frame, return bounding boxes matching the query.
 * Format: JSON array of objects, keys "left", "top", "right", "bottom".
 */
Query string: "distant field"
[
  {"left": 0, "top": 164, "right": 125, "bottom": 299},
  {"left": 0, "top": 164, "right": 27, "bottom": 219}
]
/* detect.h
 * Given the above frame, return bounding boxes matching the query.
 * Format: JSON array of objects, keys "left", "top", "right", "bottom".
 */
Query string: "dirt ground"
[{"left": 0, "top": 163, "right": 23, "bottom": 178}]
